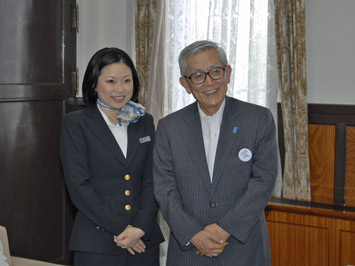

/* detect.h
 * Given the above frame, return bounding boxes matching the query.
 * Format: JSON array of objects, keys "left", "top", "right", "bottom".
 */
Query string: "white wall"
[
  {"left": 76, "top": 0, "right": 135, "bottom": 96},
  {"left": 77, "top": 0, "right": 355, "bottom": 104},
  {"left": 306, "top": 0, "right": 355, "bottom": 104}
]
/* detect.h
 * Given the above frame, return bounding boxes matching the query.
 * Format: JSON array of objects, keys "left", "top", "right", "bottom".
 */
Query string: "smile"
[
  {"left": 205, "top": 89, "right": 217, "bottom": 95},
  {"left": 112, "top": 96, "right": 125, "bottom": 102}
]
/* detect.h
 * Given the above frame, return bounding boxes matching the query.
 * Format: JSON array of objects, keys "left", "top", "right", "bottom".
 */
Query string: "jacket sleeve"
[
  {"left": 153, "top": 119, "right": 204, "bottom": 249},
  {"left": 131, "top": 114, "right": 160, "bottom": 240}
]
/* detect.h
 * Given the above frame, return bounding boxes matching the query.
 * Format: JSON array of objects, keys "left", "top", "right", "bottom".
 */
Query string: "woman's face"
[{"left": 95, "top": 62, "right": 134, "bottom": 110}]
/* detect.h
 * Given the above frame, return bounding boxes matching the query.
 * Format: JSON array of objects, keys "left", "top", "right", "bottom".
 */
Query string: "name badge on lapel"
[{"left": 139, "top": 136, "right": 151, "bottom": 143}]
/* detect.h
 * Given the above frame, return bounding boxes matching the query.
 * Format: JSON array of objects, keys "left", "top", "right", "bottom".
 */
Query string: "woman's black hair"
[{"left": 82, "top": 47, "right": 140, "bottom": 105}]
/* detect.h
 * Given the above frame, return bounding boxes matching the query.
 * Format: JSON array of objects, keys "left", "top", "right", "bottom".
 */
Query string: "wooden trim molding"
[
  {"left": 346, "top": 126, "right": 355, "bottom": 207},
  {"left": 268, "top": 200, "right": 355, "bottom": 220},
  {"left": 334, "top": 124, "right": 347, "bottom": 204}
]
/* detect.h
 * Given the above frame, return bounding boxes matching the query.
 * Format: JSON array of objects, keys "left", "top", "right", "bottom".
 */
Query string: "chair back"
[{"left": 0, "top": 226, "right": 12, "bottom": 266}]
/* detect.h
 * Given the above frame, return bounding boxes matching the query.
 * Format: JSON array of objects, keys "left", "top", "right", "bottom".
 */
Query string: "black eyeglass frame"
[{"left": 184, "top": 66, "right": 226, "bottom": 85}]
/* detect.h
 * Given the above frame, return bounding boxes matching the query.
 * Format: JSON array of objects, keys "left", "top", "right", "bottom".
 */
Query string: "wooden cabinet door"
[{"left": 0, "top": 0, "right": 77, "bottom": 264}]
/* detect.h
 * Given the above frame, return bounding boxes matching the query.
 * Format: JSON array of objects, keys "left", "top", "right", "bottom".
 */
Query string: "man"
[{"left": 153, "top": 40, "right": 278, "bottom": 266}]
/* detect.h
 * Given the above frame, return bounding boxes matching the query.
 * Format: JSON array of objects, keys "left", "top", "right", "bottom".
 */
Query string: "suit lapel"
[
  {"left": 83, "top": 105, "right": 129, "bottom": 169},
  {"left": 126, "top": 121, "right": 142, "bottom": 166},
  {"left": 182, "top": 103, "right": 212, "bottom": 191},
  {"left": 212, "top": 97, "right": 240, "bottom": 188}
]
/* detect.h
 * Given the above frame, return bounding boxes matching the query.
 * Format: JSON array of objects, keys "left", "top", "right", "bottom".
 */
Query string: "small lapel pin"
[
  {"left": 139, "top": 136, "right": 151, "bottom": 143},
  {"left": 233, "top": 127, "right": 238, "bottom": 134},
  {"left": 239, "top": 148, "right": 252, "bottom": 162}
]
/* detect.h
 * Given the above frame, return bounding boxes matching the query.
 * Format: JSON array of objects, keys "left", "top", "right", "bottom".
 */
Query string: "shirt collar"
[
  {"left": 97, "top": 103, "right": 123, "bottom": 128},
  {"left": 198, "top": 98, "right": 226, "bottom": 120}
]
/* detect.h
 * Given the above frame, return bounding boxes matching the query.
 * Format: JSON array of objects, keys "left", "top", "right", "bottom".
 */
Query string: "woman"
[{"left": 60, "top": 47, "right": 164, "bottom": 266}]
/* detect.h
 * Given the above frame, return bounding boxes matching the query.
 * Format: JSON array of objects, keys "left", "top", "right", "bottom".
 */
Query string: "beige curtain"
[
  {"left": 135, "top": 0, "right": 157, "bottom": 106},
  {"left": 274, "top": 0, "right": 311, "bottom": 201},
  {"left": 146, "top": 0, "right": 166, "bottom": 122}
]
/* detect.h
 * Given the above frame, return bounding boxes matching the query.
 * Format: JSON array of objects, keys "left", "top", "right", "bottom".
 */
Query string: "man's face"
[{"left": 179, "top": 48, "right": 231, "bottom": 116}]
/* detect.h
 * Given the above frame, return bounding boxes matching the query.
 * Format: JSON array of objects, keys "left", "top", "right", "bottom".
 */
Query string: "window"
[{"left": 161, "top": 0, "right": 275, "bottom": 116}]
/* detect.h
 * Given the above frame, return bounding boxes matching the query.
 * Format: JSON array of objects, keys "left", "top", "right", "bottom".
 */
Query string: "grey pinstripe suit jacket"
[{"left": 153, "top": 96, "right": 278, "bottom": 266}]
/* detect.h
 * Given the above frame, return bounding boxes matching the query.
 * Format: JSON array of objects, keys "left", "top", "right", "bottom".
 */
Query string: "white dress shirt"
[
  {"left": 97, "top": 104, "right": 128, "bottom": 158},
  {"left": 198, "top": 99, "right": 225, "bottom": 182}
]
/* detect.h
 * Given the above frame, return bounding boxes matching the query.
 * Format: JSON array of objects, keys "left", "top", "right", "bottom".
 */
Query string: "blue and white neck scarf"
[{"left": 97, "top": 98, "right": 145, "bottom": 126}]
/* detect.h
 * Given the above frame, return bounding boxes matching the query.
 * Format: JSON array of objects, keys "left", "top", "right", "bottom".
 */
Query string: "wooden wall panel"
[
  {"left": 340, "top": 230, "right": 355, "bottom": 266},
  {"left": 275, "top": 105, "right": 355, "bottom": 266},
  {"left": 266, "top": 203, "right": 355, "bottom": 266},
  {"left": 346, "top": 126, "right": 355, "bottom": 207},
  {"left": 308, "top": 124, "right": 336, "bottom": 204},
  {"left": 267, "top": 220, "right": 328, "bottom": 266}
]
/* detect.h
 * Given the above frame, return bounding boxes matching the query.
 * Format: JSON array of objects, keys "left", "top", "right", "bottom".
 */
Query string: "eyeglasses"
[{"left": 184, "top": 67, "right": 226, "bottom": 85}]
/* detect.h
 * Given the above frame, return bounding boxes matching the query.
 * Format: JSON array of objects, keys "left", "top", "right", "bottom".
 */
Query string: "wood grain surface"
[
  {"left": 346, "top": 126, "right": 355, "bottom": 207},
  {"left": 308, "top": 124, "right": 336, "bottom": 204}
]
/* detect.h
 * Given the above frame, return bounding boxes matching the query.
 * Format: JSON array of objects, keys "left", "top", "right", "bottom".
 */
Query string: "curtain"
[
  {"left": 274, "top": 0, "right": 311, "bottom": 200},
  {"left": 148, "top": 0, "right": 279, "bottom": 116},
  {"left": 146, "top": 0, "right": 166, "bottom": 121},
  {"left": 135, "top": 0, "right": 157, "bottom": 106}
]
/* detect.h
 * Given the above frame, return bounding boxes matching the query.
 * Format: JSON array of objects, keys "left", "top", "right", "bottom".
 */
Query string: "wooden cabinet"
[
  {"left": 0, "top": 0, "right": 76, "bottom": 264},
  {"left": 266, "top": 202, "right": 355, "bottom": 266}
]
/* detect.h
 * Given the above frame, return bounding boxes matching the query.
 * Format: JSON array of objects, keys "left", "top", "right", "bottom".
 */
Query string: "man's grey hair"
[{"left": 178, "top": 40, "right": 228, "bottom": 77}]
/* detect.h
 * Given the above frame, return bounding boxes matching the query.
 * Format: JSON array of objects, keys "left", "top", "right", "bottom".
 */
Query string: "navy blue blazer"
[{"left": 60, "top": 104, "right": 164, "bottom": 256}]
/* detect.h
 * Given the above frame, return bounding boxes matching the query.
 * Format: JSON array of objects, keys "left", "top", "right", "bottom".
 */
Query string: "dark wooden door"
[{"left": 0, "top": 0, "right": 76, "bottom": 264}]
